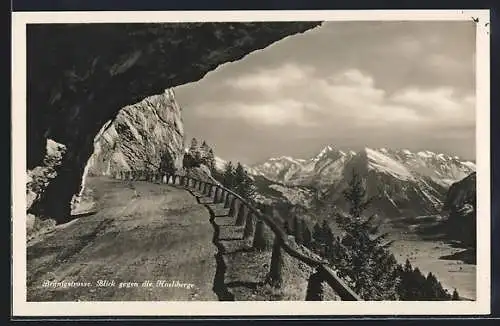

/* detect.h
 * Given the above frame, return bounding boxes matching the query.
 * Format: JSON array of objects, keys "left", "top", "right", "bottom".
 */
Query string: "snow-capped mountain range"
[
  {"left": 248, "top": 146, "right": 475, "bottom": 189},
  {"left": 216, "top": 146, "right": 475, "bottom": 219}
]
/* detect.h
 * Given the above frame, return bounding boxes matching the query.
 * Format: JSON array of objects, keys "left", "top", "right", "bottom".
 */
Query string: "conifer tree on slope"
[
  {"left": 222, "top": 161, "right": 235, "bottom": 189},
  {"left": 338, "top": 169, "right": 397, "bottom": 300},
  {"left": 233, "top": 162, "right": 256, "bottom": 201},
  {"left": 189, "top": 137, "right": 198, "bottom": 152},
  {"left": 206, "top": 148, "right": 216, "bottom": 172},
  {"left": 159, "top": 150, "right": 176, "bottom": 175},
  {"left": 199, "top": 140, "right": 215, "bottom": 170}
]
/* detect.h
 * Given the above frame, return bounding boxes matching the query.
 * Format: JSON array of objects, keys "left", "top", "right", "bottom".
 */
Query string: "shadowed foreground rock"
[{"left": 27, "top": 22, "right": 322, "bottom": 223}]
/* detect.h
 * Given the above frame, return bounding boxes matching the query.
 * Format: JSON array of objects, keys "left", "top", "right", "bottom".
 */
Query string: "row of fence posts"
[{"left": 113, "top": 170, "right": 360, "bottom": 301}]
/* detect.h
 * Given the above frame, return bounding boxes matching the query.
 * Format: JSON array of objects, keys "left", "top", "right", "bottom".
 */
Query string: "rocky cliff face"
[
  {"left": 442, "top": 172, "right": 477, "bottom": 213},
  {"left": 440, "top": 172, "right": 476, "bottom": 248},
  {"left": 86, "top": 88, "right": 184, "bottom": 177},
  {"left": 26, "top": 22, "right": 322, "bottom": 223}
]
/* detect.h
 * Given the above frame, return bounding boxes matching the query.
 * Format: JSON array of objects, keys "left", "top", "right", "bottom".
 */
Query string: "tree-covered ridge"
[
  {"left": 182, "top": 138, "right": 217, "bottom": 172},
  {"left": 281, "top": 171, "right": 460, "bottom": 301},
  {"left": 220, "top": 160, "right": 257, "bottom": 202}
]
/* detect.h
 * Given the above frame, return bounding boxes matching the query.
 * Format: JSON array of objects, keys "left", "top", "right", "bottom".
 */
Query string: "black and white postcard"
[{"left": 11, "top": 9, "right": 491, "bottom": 316}]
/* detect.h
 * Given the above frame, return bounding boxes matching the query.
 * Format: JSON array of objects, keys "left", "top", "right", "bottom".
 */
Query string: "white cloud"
[
  {"left": 194, "top": 99, "right": 319, "bottom": 126},
  {"left": 194, "top": 63, "right": 474, "bottom": 135},
  {"left": 225, "top": 63, "right": 315, "bottom": 92},
  {"left": 390, "top": 87, "right": 475, "bottom": 123}
]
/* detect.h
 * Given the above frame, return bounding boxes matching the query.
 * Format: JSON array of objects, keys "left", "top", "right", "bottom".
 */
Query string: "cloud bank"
[{"left": 175, "top": 21, "right": 476, "bottom": 164}]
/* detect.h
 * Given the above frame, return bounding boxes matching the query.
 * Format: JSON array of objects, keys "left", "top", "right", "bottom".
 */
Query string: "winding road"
[{"left": 27, "top": 177, "right": 219, "bottom": 301}]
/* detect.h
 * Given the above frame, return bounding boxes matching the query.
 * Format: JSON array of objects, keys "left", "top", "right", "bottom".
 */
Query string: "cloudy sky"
[{"left": 174, "top": 21, "right": 476, "bottom": 165}]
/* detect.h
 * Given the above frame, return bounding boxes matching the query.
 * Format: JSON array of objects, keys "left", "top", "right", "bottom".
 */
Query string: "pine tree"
[
  {"left": 321, "top": 220, "right": 334, "bottom": 259},
  {"left": 302, "top": 223, "right": 312, "bottom": 248},
  {"left": 335, "top": 170, "right": 398, "bottom": 300},
  {"left": 452, "top": 288, "right": 460, "bottom": 300},
  {"left": 159, "top": 150, "right": 176, "bottom": 175},
  {"left": 234, "top": 163, "right": 246, "bottom": 190},
  {"left": 312, "top": 222, "right": 323, "bottom": 242},
  {"left": 222, "top": 161, "right": 235, "bottom": 189},
  {"left": 233, "top": 162, "right": 256, "bottom": 201},
  {"left": 312, "top": 221, "right": 326, "bottom": 256},
  {"left": 294, "top": 216, "right": 304, "bottom": 245},
  {"left": 242, "top": 170, "right": 257, "bottom": 201},
  {"left": 183, "top": 137, "right": 202, "bottom": 169},
  {"left": 189, "top": 137, "right": 198, "bottom": 152},
  {"left": 207, "top": 148, "right": 216, "bottom": 172}
]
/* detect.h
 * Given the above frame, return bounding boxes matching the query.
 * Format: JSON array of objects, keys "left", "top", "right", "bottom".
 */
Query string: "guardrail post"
[
  {"left": 212, "top": 187, "right": 219, "bottom": 202},
  {"left": 243, "top": 211, "right": 255, "bottom": 240},
  {"left": 228, "top": 197, "right": 238, "bottom": 217},
  {"left": 223, "top": 193, "right": 231, "bottom": 208},
  {"left": 235, "top": 204, "right": 247, "bottom": 226},
  {"left": 267, "top": 236, "right": 284, "bottom": 288},
  {"left": 305, "top": 270, "right": 325, "bottom": 301},
  {"left": 252, "top": 219, "right": 274, "bottom": 251},
  {"left": 217, "top": 188, "right": 226, "bottom": 203}
]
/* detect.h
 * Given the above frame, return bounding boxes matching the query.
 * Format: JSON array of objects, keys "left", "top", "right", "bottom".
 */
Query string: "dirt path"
[{"left": 27, "top": 177, "right": 218, "bottom": 301}]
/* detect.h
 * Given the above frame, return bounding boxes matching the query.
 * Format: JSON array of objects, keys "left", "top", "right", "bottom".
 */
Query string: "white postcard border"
[{"left": 11, "top": 9, "right": 491, "bottom": 316}]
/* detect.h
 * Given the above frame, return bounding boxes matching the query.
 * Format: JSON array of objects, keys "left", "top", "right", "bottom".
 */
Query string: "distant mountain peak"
[
  {"left": 362, "top": 148, "right": 415, "bottom": 181},
  {"left": 313, "top": 145, "right": 334, "bottom": 159},
  {"left": 269, "top": 155, "right": 299, "bottom": 162}
]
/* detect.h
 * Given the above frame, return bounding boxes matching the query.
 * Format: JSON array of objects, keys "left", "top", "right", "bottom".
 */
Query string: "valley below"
[
  {"left": 241, "top": 145, "right": 478, "bottom": 301},
  {"left": 386, "top": 224, "right": 476, "bottom": 300}
]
